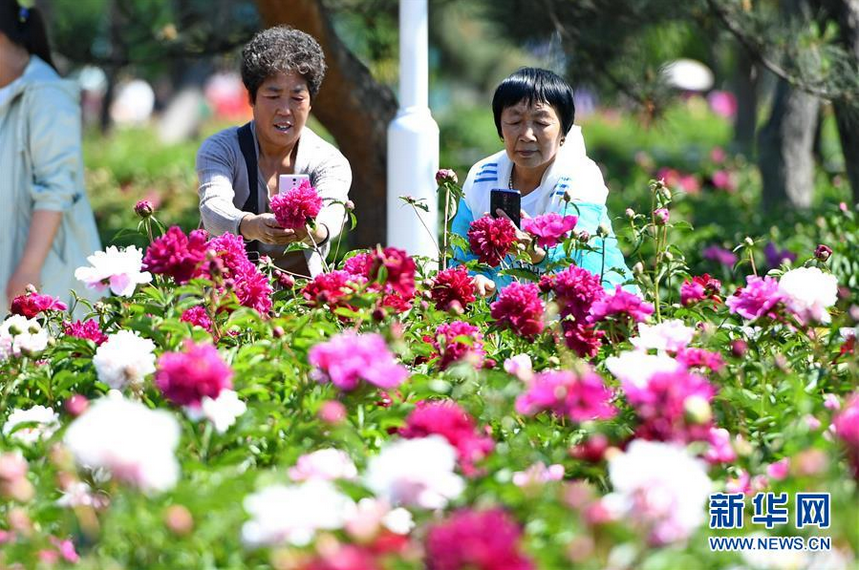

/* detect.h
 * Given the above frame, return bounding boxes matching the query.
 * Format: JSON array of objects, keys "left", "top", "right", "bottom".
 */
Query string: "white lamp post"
[{"left": 387, "top": 0, "right": 440, "bottom": 260}]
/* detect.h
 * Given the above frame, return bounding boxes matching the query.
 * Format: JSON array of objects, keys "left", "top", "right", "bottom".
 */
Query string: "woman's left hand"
[
  {"left": 495, "top": 208, "right": 546, "bottom": 264},
  {"left": 6, "top": 267, "right": 41, "bottom": 307}
]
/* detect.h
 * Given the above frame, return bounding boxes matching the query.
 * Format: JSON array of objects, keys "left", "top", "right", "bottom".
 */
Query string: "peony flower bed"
[{"left": 0, "top": 181, "right": 857, "bottom": 569}]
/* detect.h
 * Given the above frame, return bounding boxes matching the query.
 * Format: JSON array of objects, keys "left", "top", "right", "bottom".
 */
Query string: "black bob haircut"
[{"left": 492, "top": 68, "right": 576, "bottom": 137}]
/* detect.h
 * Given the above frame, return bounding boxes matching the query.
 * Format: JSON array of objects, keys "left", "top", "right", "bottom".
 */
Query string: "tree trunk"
[
  {"left": 731, "top": 43, "right": 758, "bottom": 155},
  {"left": 757, "top": 0, "right": 820, "bottom": 212},
  {"left": 824, "top": 0, "right": 859, "bottom": 204},
  {"left": 255, "top": 0, "right": 398, "bottom": 249}
]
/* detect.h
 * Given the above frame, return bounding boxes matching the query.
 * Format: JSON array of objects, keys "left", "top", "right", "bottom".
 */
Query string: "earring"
[{"left": 560, "top": 138, "right": 566, "bottom": 146}]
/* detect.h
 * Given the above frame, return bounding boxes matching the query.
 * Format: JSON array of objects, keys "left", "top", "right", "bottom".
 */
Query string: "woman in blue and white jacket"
[{"left": 450, "top": 68, "right": 634, "bottom": 296}]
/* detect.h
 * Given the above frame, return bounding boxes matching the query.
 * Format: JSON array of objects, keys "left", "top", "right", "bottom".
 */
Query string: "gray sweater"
[{"left": 196, "top": 123, "right": 352, "bottom": 276}]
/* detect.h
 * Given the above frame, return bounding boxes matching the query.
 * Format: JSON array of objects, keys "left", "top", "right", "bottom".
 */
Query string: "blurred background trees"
[{"left": 33, "top": 0, "right": 859, "bottom": 256}]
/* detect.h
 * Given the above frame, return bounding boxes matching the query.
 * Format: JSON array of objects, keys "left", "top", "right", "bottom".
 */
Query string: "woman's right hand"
[
  {"left": 473, "top": 274, "right": 496, "bottom": 298},
  {"left": 239, "top": 214, "right": 296, "bottom": 245}
]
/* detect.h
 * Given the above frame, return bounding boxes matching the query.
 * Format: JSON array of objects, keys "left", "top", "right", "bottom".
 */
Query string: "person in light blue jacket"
[
  {"left": 0, "top": 0, "right": 101, "bottom": 314},
  {"left": 450, "top": 68, "right": 634, "bottom": 295}
]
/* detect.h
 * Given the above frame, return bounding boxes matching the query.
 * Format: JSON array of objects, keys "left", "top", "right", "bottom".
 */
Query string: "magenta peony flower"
[
  {"left": 309, "top": 332, "right": 408, "bottom": 391},
  {"left": 269, "top": 179, "right": 323, "bottom": 230},
  {"left": 702, "top": 245, "right": 737, "bottom": 267},
  {"left": 676, "top": 347, "right": 725, "bottom": 373},
  {"left": 231, "top": 264, "right": 273, "bottom": 315},
  {"left": 425, "top": 508, "right": 533, "bottom": 570},
  {"left": 207, "top": 232, "right": 252, "bottom": 277},
  {"left": 11, "top": 290, "right": 67, "bottom": 318},
  {"left": 180, "top": 306, "right": 213, "bottom": 332},
  {"left": 155, "top": 341, "right": 233, "bottom": 407},
  {"left": 516, "top": 369, "right": 617, "bottom": 422},
  {"left": 561, "top": 321, "right": 604, "bottom": 358},
  {"left": 521, "top": 213, "right": 577, "bottom": 248},
  {"left": 726, "top": 275, "right": 785, "bottom": 320},
  {"left": 711, "top": 170, "right": 736, "bottom": 192},
  {"left": 302, "top": 270, "right": 366, "bottom": 309},
  {"left": 62, "top": 319, "right": 108, "bottom": 345},
  {"left": 431, "top": 266, "right": 477, "bottom": 311},
  {"left": 834, "top": 393, "right": 859, "bottom": 478},
  {"left": 490, "top": 282, "right": 544, "bottom": 338},
  {"left": 342, "top": 252, "right": 374, "bottom": 278},
  {"left": 588, "top": 285, "right": 654, "bottom": 324},
  {"left": 703, "top": 427, "right": 736, "bottom": 464},
  {"left": 680, "top": 274, "right": 722, "bottom": 306},
  {"left": 467, "top": 215, "right": 517, "bottom": 267},
  {"left": 143, "top": 226, "right": 209, "bottom": 284},
  {"left": 552, "top": 265, "right": 604, "bottom": 323},
  {"left": 370, "top": 247, "right": 416, "bottom": 298},
  {"left": 431, "top": 320, "right": 485, "bottom": 370},
  {"left": 401, "top": 400, "right": 494, "bottom": 476}
]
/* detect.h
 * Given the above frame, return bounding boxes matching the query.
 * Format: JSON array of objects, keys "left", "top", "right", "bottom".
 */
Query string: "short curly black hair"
[{"left": 241, "top": 26, "right": 327, "bottom": 102}]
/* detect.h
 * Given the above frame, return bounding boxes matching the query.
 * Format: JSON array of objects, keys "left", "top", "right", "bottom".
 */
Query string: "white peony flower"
[
  {"left": 0, "top": 315, "right": 48, "bottom": 359},
  {"left": 93, "top": 330, "right": 156, "bottom": 389},
  {"left": 364, "top": 436, "right": 464, "bottom": 510},
  {"left": 74, "top": 245, "right": 152, "bottom": 297},
  {"left": 288, "top": 448, "right": 358, "bottom": 482},
  {"left": 344, "top": 497, "right": 415, "bottom": 540},
  {"left": 241, "top": 479, "right": 357, "bottom": 548},
  {"left": 605, "top": 350, "right": 683, "bottom": 389},
  {"left": 630, "top": 320, "right": 696, "bottom": 353},
  {"left": 56, "top": 481, "right": 109, "bottom": 509},
  {"left": 778, "top": 267, "right": 838, "bottom": 324},
  {"left": 2, "top": 406, "right": 60, "bottom": 445},
  {"left": 503, "top": 353, "right": 533, "bottom": 382},
  {"left": 64, "top": 393, "right": 180, "bottom": 493},
  {"left": 606, "top": 440, "right": 712, "bottom": 544},
  {"left": 185, "top": 389, "right": 247, "bottom": 434}
]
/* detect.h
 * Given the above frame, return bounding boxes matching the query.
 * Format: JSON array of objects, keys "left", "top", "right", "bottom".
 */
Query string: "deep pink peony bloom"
[
  {"left": 676, "top": 347, "right": 725, "bottom": 373},
  {"left": 622, "top": 369, "right": 716, "bottom": 443},
  {"left": 521, "top": 213, "right": 577, "bottom": 248},
  {"left": 343, "top": 252, "right": 374, "bottom": 278},
  {"left": 425, "top": 508, "right": 534, "bottom": 570},
  {"left": 370, "top": 247, "right": 416, "bottom": 298},
  {"left": 562, "top": 321, "right": 604, "bottom": 358},
  {"left": 588, "top": 285, "right": 654, "bottom": 324},
  {"left": 516, "top": 369, "right": 617, "bottom": 422},
  {"left": 680, "top": 274, "right": 722, "bottom": 306},
  {"left": 231, "top": 264, "right": 273, "bottom": 315},
  {"left": 401, "top": 400, "right": 494, "bottom": 476},
  {"left": 431, "top": 320, "right": 485, "bottom": 370},
  {"left": 431, "top": 266, "right": 477, "bottom": 311},
  {"left": 269, "top": 179, "right": 323, "bottom": 230},
  {"left": 703, "top": 427, "right": 737, "bottom": 464},
  {"left": 11, "top": 291, "right": 67, "bottom": 318},
  {"left": 303, "top": 270, "right": 366, "bottom": 309},
  {"left": 834, "top": 394, "right": 859, "bottom": 478},
  {"left": 180, "top": 306, "right": 213, "bottom": 332},
  {"left": 702, "top": 245, "right": 737, "bottom": 267},
  {"left": 552, "top": 265, "right": 604, "bottom": 323},
  {"left": 62, "top": 319, "right": 108, "bottom": 345},
  {"left": 143, "top": 226, "right": 209, "bottom": 284},
  {"left": 467, "top": 215, "right": 517, "bottom": 267},
  {"left": 155, "top": 340, "right": 233, "bottom": 406},
  {"left": 207, "top": 232, "right": 251, "bottom": 277},
  {"left": 490, "top": 282, "right": 544, "bottom": 338},
  {"left": 726, "top": 275, "right": 785, "bottom": 321},
  {"left": 309, "top": 332, "right": 408, "bottom": 391}
]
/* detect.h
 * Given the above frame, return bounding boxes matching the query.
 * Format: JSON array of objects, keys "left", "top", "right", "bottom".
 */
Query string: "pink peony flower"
[
  {"left": 431, "top": 321, "right": 485, "bottom": 370},
  {"left": 516, "top": 369, "right": 617, "bottom": 423},
  {"left": 269, "top": 179, "right": 323, "bottom": 230},
  {"left": 676, "top": 348, "right": 725, "bottom": 373},
  {"left": 711, "top": 170, "right": 736, "bottom": 192},
  {"left": 726, "top": 275, "right": 785, "bottom": 321},
  {"left": 400, "top": 400, "right": 495, "bottom": 477},
  {"left": 521, "top": 213, "right": 577, "bottom": 248},
  {"left": 431, "top": 266, "right": 477, "bottom": 311},
  {"left": 180, "top": 306, "right": 213, "bottom": 332},
  {"left": 425, "top": 508, "right": 534, "bottom": 570},
  {"left": 680, "top": 274, "right": 722, "bottom": 306},
  {"left": 155, "top": 341, "right": 233, "bottom": 407},
  {"left": 309, "top": 332, "right": 408, "bottom": 391},
  {"left": 467, "top": 215, "right": 517, "bottom": 267},
  {"left": 703, "top": 427, "right": 736, "bottom": 464},
  {"left": 552, "top": 265, "right": 604, "bottom": 322},
  {"left": 10, "top": 290, "right": 67, "bottom": 318},
  {"left": 512, "top": 462, "right": 564, "bottom": 487},
  {"left": 230, "top": 264, "right": 273, "bottom": 315},
  {"left": 303, "top": 270, "right": 366, "bottom": 309},
  {"left": 343, "top": 252, "right": 374, "bottom": 278},
  {"left": 370, "top": 247, "right": 416, "bottom": 298},
  {"left": 490, "top": 282, "right": 545, "bottom": 338},
  {"left": 708, "top": 90, "right": 737, "bottom": 118},
  {"left": 588, "top": 285, "right": 654, "bottom": 324},
  {"left": 143, "top": 226, "right": 209, "bottom": 284},
  {"left": 766, "top": 458, "right": 790, "bottom": 481},
  {"left": 561, "top": 321, "right": 604, "bottom": 358},
  {"left": 833, "top": 393, "right": 859, "bottom": 449},
  {"left": 288, "top": 449, "right": 358, "bottom": 482},
  {"left": 207, "top": 232, "right": 251, "bottom": 277},
  {"left": 702, "top": 245, "right": 737, "bottom": 267},
  {"left": 62, "top": 319, "right": 108, "bottom": 346}
]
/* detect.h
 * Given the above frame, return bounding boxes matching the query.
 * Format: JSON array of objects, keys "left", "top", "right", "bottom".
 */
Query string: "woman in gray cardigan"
[
  {"left": 197, "top": 26, "right": 352, "bottom": 278},
  {"left": 0, "top": 0, "right": 101, "bottom": 315}
]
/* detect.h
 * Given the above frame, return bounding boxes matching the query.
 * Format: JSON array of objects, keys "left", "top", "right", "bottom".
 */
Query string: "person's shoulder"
[
  {"left": 301, "top": 126, "right": 348, "bottom": 164},
  {"left": 198, "top": 126, "right": 241, "bottom": 161},
  {"left": 21, "top": 58, "right": 78, "bottom": 108},
  {"left": 464, "top": 149, "right": 506, "bottom": 192}
]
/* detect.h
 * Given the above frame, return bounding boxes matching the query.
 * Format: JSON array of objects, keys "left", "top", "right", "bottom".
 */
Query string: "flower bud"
[
  {"left": 814, "top": 244, "right": 832, "bottom": 262},
  {"left": 345, "top": 200, "right": 355, "bottom": 211},
  {"left": 318, "top": 400, "right": 346, "bottom": 424},
  {"left": 576, "top": 230, "right": 590, "bottom": 243},
  {"left": 730, "top": 339, "right": 748, "bottom": 357},
  {"left": 744, "top": 236, "right": 755, "bottom": 247},
  {"left": 653, "top": 208, "right": 669, "bottom": 225},
  {"left": 134, "top": 200, "right": 154, "bottom": 219},
  {"left": 684, "top": 395, "right": 712, "bottom": 425},
  {"left": 596, "top": 223, "right": 610, "bottom": 238},
  {"left": 276, "top": 271, "right": 295, "bottom": 289},
  {"left": 632, "top": 262, "right": 645, "bottom": 275},
  {"left": 663, "top": 251, "right": 674, "bottom": 262},
  {"left": 164, "top": 505, "right": 194, "bottom": 536},
  {"left": 435, "top": 169, "right": 458, "bottom": 186},
  {"left": 625, "top": 208, "right": 636, "bottom": 220},
  {"left": 272, "top": 326, "right": 285, "bottom": 338},
  {"left": 447, "top": 300, "right": 464, "bottom": 316},
  {"left": 372, "top": 307, "right": 387, "bottom": 322},
  {"left": 65, "top": 395, "right": 89, "bottom": 417}
]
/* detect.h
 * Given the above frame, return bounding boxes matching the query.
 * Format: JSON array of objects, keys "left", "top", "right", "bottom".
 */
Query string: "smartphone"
[
  {"left": 490, "top": 188, "right": 521, "bottom": 228},
  {"left": 278, "top": 174, "right": 311, "bottom": 194}
]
